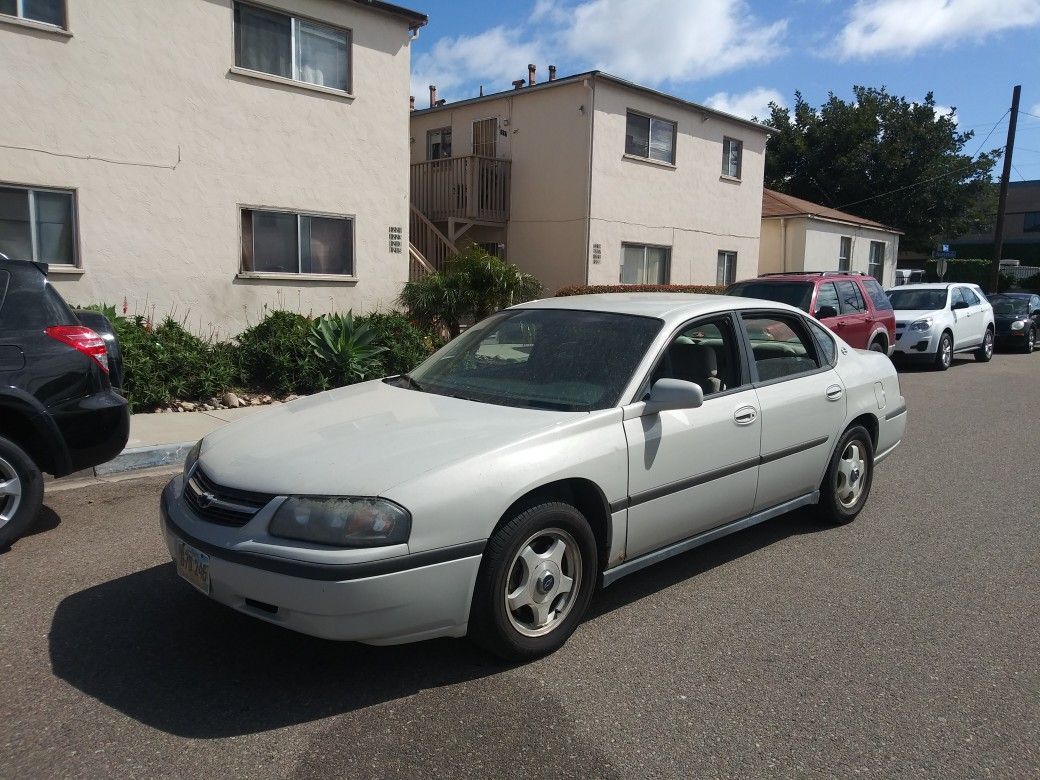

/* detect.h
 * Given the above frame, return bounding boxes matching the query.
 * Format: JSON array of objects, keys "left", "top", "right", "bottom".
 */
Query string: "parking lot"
[{"left": 1, "top": 351, "right": 1037, "bottom": 779}]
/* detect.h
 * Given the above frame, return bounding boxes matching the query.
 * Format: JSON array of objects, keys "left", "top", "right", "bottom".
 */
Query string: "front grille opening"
[
  {"left": 244, "top": 598, "right": 279, "bottom": 614},
  {"left": 184, "top": 468, "right": 272, "bottom": 527}
]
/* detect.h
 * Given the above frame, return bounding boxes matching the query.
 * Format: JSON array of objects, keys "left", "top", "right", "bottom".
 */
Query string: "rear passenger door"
[
  {"left": 741, "top": 311, "right": 846, "bottom": 512},
  {"left": 833, "top": 280, "right": 871, "bottom": 349}
]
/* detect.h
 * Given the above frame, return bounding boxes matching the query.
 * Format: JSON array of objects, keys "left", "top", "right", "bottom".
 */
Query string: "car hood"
[
  {"left": 197, "top": 380, "right": 580, "bottom": 496},
  {"left": 893, "top": 309, "right": 942, "bottom": 323}
]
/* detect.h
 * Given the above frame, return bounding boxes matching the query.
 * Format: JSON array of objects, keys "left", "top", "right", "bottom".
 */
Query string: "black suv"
[{"left": 0, "top": 257, "right": 129, "bottom": 547}]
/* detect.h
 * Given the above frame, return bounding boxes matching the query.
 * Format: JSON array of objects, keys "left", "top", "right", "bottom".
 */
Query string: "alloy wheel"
[
  {"left": 0, "top": 456, "right": 23, "bottom": 530},
  {"left": 835, "top": 442, "right": 868, "bottom": 509},
  {"left": 1029, "top": 330, "right": 1036, "bottom": 352},
  {"left": 984, "top": 331, "right": 994, "bottom": 358},
  {"left": 504, "top": 527, "right": 583, "bottom": 637},
  {"left": 941, "top": 337, "right": 952, "bottom": 368}
]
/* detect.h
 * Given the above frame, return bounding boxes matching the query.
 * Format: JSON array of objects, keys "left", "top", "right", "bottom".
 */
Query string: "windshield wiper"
[{"left": 396, "top": 374, "right": 425, "bottom": 392}]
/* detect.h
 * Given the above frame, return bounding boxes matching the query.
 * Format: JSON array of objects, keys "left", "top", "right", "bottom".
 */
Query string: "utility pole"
[{"left": 990, "top": 85, "right": 1021, "bottom": 293}]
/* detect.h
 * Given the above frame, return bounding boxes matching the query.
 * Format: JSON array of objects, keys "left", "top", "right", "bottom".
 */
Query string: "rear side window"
[
  {"left": 0, "top": 276, "right": 77, "bottom": 329},
  {"left": 742, "top": 313, "right": 822, "bottom": 382},
  {"left": 835, "top": 281, "right": 867, "bottom": 314},
  {"left": 806, "top": 318, "right": 837, "bottom": 366},
  {"left": 862, "top": 278, "right": 893, "bottom": 311}
]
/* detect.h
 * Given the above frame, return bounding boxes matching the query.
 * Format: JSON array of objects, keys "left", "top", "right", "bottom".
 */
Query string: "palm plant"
[{"left": 308, "top": 311, "right": 387, "bottom": 383}]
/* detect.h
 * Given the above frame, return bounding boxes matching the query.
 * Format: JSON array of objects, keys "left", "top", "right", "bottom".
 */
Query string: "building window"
[
  {"left": 838, "top": 236, "right": 852, "bottom": 271},
  {"left": 717, "top": 250, "right": 737, "bottom": 286},
  {"left": 1024, "top": 212, "right": 1040, "bottom": 232},
  {"left": 0, "top": 185, "right": 76, "bottom": 266},
  {"left": 427, "top": 127, "right": 452, "bottom": 160},
  {"left": 625, "top": 112, "right": 676, "bottom": 164},
  {"left": 241, "top": 209, "right": 354, "bottom": 275},
  {"left": 0, "top": 0, "right": 66, "bottom": 28},
  {"left": 868, "top": 241, "right": 885, "bottom": 281},
  {"left": 722, "top": 137, "right": 743, "bottom": 179},
  {"left": 234, "top": 2, "right": 350, "bottom": 92},
  {"left": 621, "top": 243, "right": 670, "bottom": 284}
]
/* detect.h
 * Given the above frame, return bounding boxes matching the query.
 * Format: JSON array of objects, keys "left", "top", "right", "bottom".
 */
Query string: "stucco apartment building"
[
  {"left": 0, "top": 0, "right": 425, "bottom": 334},
  {"left": 759, "top": 189, "right": 901, "bottom": 287},
  {"left": 408, "top": 68, "right": 773, "bottom": 293}
]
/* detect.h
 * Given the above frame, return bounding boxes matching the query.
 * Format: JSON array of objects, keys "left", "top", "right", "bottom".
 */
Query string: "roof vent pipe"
[
  {"left": 512, "top": 79, "right": 525, "bottom": 90},
  {"left": 548, "top": 65, "right": 557, "bottom": 81},
  {"left": 528, "top": 63, "right": 536, "bottom": 86},
  {"left": 428, "top": 85, "right": 437, "bottom": 107}
]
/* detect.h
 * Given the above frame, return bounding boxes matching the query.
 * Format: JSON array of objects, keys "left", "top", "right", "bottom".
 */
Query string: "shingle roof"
[{"left": 762, "top": 188, "right": 902, "bottom": 234}]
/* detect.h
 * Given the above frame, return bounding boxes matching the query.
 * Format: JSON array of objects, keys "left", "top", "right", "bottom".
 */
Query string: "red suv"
[{"left": 727, "top": 272, "right": 896, "bottom": 353}]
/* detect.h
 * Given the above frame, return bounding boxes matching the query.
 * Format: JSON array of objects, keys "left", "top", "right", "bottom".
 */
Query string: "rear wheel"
[
  {"left": 0, "top": 436, "right": 44, "bottom": 549},
  {"left": 813, "top": 425, "right": 874, "bottom": 525},
  {"left": 975, "top": 328, "right": 994, "bottom": 362},
  {"left": 934, "top": 332, "right": 953, "bottom": 371},
  {"left": 869, "top": 339, "right": 886, "bottom": 354},
  {"left": 469, "top": 502, "right": 598, "bottom": 661}
]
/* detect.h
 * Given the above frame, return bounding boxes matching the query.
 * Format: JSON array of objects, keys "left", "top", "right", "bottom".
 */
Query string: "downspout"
[
  {"left": 780, "top": 217, "right": 787, "bottom": 272},
  {"left": 584, "top": 76, "right": 596, "bottom": 285}
]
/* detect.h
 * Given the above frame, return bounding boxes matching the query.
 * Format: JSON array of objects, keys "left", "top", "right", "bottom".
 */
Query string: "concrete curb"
[{"left": 95, "top": 442, "right": 194, "bottom": 476}]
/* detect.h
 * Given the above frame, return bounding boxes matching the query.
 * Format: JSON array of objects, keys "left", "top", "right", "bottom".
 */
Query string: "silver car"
[{"left": 161, "top": 294, "right": 906, "bottom": 660}]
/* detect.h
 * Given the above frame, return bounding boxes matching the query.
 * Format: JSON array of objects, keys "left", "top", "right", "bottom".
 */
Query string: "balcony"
[{"left": 410, "top": 155, "right": 511, "bottom": 224}]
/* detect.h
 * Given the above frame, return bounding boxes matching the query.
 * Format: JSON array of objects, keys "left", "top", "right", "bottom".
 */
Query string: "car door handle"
[
  {"left": 733, "top": 406, "right": 758, "bottom": 425},
  {"left": 826, "top": 384, "right": 844, "bottom": 401}
]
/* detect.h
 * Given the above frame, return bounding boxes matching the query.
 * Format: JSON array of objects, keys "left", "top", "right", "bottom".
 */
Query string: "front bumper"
[
  {"left": 890, "top": 326, "right": 939, "bottom": 361},
  {"left": 994, "top": 330, "right": 1029, "bottom": 347},
  {"left": 161, "top": 477, "right": 483, "bottom": 644}
]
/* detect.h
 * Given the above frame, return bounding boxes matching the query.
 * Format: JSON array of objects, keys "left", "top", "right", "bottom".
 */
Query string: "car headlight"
[
  {"left": 909, "top": 318, "right": 933, "bottom": 332},
  {"left": 184, "top": 439, "right": 202, "bottom": 477},
  {"left": 269, "top": 496, "right": 411, "bottom": 547},
  {"left": 1011, "top": 320, "right": 1026, "bottom": 331}
]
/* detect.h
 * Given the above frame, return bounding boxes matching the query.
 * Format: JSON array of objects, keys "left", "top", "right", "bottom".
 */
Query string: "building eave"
[
  {"left": 762, "top": 212, "right": 904, "bottom": 236},
  {"left": 347, "top": 0, "right": 427, "bottom": 29}
]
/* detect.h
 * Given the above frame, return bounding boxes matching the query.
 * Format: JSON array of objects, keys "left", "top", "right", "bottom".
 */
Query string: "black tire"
[
  {"left": 813, "top": 425, "right": 874, "bottom": 525},
  {"left": 934, "top": 331, "right": 953, "bottom": 371},
  {"left": 1024, "top": 328, "right": 1036, "bottom": 354},
  {"left": 469, "top": 502, "right": 598, "bottom": 661},
  {"left": 869, "top": 339, "right": 886, "bottom": 354},
  {"left": 0, "top": 435, "right": 44, "bottom": 550},
  {"left": 975, "top": 327, "right": 994, "bottom": 362}
]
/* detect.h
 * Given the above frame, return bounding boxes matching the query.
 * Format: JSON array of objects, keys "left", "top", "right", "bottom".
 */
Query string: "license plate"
[{"left": 176, "top": 541, "right": 211, "bottom": 594}]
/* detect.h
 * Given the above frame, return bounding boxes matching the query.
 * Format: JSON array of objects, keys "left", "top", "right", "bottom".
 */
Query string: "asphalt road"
[{"left": 2, "top": 352, "right": 1038, "bottom": 779}]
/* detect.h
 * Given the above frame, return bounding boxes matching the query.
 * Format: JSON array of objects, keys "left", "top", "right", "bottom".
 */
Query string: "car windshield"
[
  {"left": 727, "top": 281, "right": 814, "bottom": 312},
  {"left": 399, "top": 308, "right": 662, "bottom": 411},
  {"left": 990, "top": 297, "right": 1029, "bottom": 317},
  {"left": 887, "top": 289, "right": 948, "bottom": 311}
]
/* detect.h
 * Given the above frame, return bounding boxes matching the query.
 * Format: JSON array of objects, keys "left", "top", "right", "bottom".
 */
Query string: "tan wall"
[
  {"left": 587, "top": 80, "right": 767, "bottom": 287},
  {"left": 0, "top": 0, "right": 413, "bottom": 335},
  {"left": 798, "top": 219, "right": 899, "bottom": 287},
  {"left": 409, "top": 81, "right": 592, "bottom": 293}
]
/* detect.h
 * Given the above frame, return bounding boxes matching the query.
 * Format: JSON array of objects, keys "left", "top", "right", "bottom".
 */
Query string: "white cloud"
[
  {"left": 836, "top": 0, "right": 1040, "bottom": 59},
  {"left": 933, "top": 104, "right": 958, "bottom": 124},
  {"left": 704, "top": 87, "right": 785, "bottom": 121},
  {"left": 1030, "top": 103, "right": 1040, "bottom": 117},
  {"left": 561, "top": 0, "right": 787, "bottom": 84}
]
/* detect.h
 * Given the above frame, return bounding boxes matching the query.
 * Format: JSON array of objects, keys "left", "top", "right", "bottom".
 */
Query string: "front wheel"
[
  {"left": 469, "top": 502, "right": 598, "bottom": 661},
  {"left": 975, "top": 328, "right": 994, "bottom": 362},
  {"left": 0, "top": 436, "right": 44, "bottom": 550},
  {"left": 813, "top": 426, "right": 874, "bottom": 525},
  {"left": 934, "top": 332, "right": 953, "bottom": 371}
]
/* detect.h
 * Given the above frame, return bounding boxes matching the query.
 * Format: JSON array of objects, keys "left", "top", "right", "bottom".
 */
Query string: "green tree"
[
  {"left": 762, "top": 87, "right": 1000, "bottom": 253},
  {"left": 400, "top": 246, "right": 543, "bottom": 337}
]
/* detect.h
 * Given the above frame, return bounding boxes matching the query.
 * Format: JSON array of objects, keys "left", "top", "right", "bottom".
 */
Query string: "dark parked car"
[
  {"left": 988, "top": 293, "right": 1040, "bottom": 353},
  {"left": 727, "top": 271, "right": 896, "bottom": 353},
  {"left": 0, "top": 257, "right": 129, "bottom": 547}
]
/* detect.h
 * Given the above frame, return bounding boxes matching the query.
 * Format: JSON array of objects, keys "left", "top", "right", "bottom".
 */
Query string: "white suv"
[{"left": 886, "top": 283, "right": 995, "bottom": 370}]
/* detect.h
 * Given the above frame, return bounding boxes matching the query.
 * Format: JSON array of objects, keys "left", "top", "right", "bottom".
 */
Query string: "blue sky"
[{"left": 409, "top": 0, "right": 1040, "bottom": 181}]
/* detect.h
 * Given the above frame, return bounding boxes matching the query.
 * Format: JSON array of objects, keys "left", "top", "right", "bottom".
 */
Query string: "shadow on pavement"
[{"left": 49, "top": 507, "right": 828, "bottom": 738}]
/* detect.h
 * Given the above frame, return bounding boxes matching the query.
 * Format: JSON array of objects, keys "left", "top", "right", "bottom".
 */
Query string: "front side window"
[
  {"left": 950, "top": 287, "right": 966, "bottom": 308},
  {"left": 650, "top": 317, "right": 743, "bottom": 397},
  {"left": 427, "top": 127, "right": 452, "bottom": 160},
  {"left": 868, "top": 241, "right": 885, "bottom": 281},
  {"left": 716, "top": 251, "right": 737, "bottom": 286},
  {"left": 835, "top": 280, "right": 867, "bottom": 314},
  {"left": 862, "top": 278, "right": 893, "bottom": 311},
  {"left": 625, "top": 112, "right": 676, "bottom": 164},
  {"left": 403, "top": 308, "right": 663, "bottom": 411},
  {"left": 241, "top": 209, "right": 353, "bottom": 275},
  {"left": 961, "top": 286, "right": 980, "bottom": 306},
  {"left": 621, "top": 243, "right": 670, "bottom": 285},
  {"left": 722, "top": 137, "right": 743, "bottom": 178},
  {"left": 0, "top": 185, "right": 76, "bottom": 265},
  {"left": 0, "top": 0, "right": 65, "bottom": 27},
  {"left": 742, "top": 313, "right": 821, "bottom": 383},
  {"left": 234, "top": 2, "right": 349, "bottom": 92},
  {"left": 814, "top": 282, "right": 840, "bottom": 317},
  {"left": 838, "top": 236, "right": 852, "bottom": 271}
]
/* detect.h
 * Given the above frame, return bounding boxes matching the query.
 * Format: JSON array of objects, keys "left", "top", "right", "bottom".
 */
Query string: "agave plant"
[{"left": 308, "top": 311, "right": 387, "bottom": 383}]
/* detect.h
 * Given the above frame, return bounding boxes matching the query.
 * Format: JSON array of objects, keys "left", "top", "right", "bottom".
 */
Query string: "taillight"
[{"left": 45, "top": 325, "right": 110, "bottom": 374}]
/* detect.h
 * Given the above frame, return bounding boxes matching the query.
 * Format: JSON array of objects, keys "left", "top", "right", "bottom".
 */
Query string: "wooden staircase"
[{"left": 408, "top": 204, "right": 457, "bottom": 280}]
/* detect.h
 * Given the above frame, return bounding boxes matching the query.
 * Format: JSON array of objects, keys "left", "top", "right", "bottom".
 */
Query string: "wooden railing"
[
  {"left": 409, "top": 204, "right": 457, "bottom": 279},
  {"left": 410, "top": 155, "right": 511, "bottom": 223}
]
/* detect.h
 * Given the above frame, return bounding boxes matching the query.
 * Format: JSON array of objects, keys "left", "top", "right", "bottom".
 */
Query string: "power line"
[{"left": 1020, "top": 110, "right": 1040, "bottom": 120}]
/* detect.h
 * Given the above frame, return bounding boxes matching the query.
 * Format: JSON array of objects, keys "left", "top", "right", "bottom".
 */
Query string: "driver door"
[{"left": 623, "top": 314, "right": 760, "bottom": 559}]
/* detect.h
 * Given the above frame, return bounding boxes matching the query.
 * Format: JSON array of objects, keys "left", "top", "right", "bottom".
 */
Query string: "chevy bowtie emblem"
[{"left": 196, "top": 491, "right": 216, "bottom": 508}]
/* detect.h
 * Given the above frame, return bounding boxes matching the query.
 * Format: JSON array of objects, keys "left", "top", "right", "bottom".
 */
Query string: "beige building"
[
  {"left": 0, "top": 0, "right": 425, "bottom": 334},
  {"left": 408, "top": 69, "right": 772, "bottom": 293},
  {"left": 759, "top": 189, "right": 901, "bottom": 287}
]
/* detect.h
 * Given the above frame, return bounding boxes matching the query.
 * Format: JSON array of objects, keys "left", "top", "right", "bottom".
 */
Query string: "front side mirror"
[
  {"left": 952, "top": 300, "right": 969, "bottom": 310},
  {"left": 815, "top": 305, "right": 839, "bottom": 320},
  {"left": 643, "top": 378, "right": 704, "bottom": 415}
]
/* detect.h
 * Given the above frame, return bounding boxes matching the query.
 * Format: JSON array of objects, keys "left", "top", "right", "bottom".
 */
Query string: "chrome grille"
[{"left": 183, "top": 468, "right": 273, "bottom": 526}]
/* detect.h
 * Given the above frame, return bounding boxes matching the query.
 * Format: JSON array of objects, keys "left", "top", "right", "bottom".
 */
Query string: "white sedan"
[{"left": 161, "top": 294, "right": 906, "bottom": 660}]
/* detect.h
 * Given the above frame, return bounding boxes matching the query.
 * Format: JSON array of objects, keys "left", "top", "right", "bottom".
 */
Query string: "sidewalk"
[{"left": 53, "top": 405, "right": 270, "bottom": 482}]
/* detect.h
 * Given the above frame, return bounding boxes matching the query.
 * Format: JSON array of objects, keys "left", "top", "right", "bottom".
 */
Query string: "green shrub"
[
  {"left": 237, "top": 310, "right": 329, "bottom": 396},
  {"left": 923, "top": 258, "right": 1016, "bottom": 291},
  {"left": 308, "top": 312, "right": 386, "bottom": 384},
  {"left": 556, "top": 284, "right": 726, "bottom": 296}
]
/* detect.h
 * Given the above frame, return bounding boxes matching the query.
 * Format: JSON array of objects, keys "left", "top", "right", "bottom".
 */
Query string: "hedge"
[
  {"left": 922, "top": 258, "right": 1016, "bottom": 291},
  {"left": 556, "top": 284, "right": 726, "bottom": 296}
]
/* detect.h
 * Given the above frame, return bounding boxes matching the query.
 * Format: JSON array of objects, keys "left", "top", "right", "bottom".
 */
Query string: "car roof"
[
  {"left": 886, "top": 283, "right": 956, "bottom": 291},
  {"left": 742, "top": 272, "right": 868, "bottom": 283},
  {"left": 513, "top": 293, "right": 802, "bottom": 323}
]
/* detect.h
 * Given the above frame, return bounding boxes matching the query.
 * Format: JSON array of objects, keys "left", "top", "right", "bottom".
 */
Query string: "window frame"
[
  {"left": 620, "top": 242, "right": 671, "bottom": 285},
  {"left": 722, "top": 137, "right": 743, "bottom": 179},
  {"left": 426, "top": 126, "right": 452, "bottom": 160},
  {"left": 716, "top": 250, "right": 737, "bottom": 286},
  {"left": 0, "top": 182, "right": 79, "bottom": 268},
  {"left": 737, "top": 310, "right": 830, "bottom": 388},
  {"left": 838, "top": 236, "right": 852, "bottom": 271},
  {"left": 868, "top": 240, "right": 885, "bottom": 281},
  {"left": 232, "top": 0, "right": 352, "bottom": 95},
  {"left": 624, "top": 110, "right": 677, "bottom": 165},
  {"left": 239, "top": 206, "right": 356, "bottom": 278},
  {"left": 0, "top": 0, "right": 68, "bottom": 30}
]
